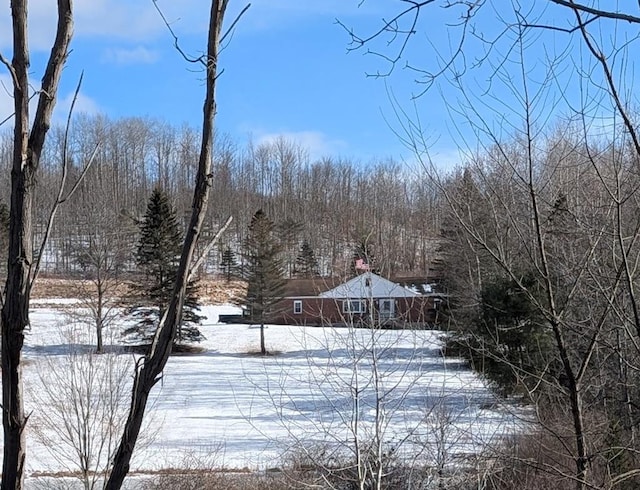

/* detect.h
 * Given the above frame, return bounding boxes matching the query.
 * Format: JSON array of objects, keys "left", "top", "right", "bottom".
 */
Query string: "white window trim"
[
  {"left": 293, "top": 300, "right": 302, "bottom": 314},
  {"left": 343, "top": 300, "right": 366, "bottom": 314}
]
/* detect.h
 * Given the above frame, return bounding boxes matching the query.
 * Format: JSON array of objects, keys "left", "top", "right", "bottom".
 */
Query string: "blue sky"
[
  {"left": 1, "top": 1, "right": 457, "bottom": 165},
  {"left": 1, "top": 2, "right": 638, "bottom": 169}
]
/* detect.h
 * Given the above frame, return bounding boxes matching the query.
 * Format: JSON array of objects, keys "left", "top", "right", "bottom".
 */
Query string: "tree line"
[
  {"left": 343, "top": 1, "right": 640, "bottom": 485},
  {"left": 436, "top": 122, "right": 640, "bottom": 489},
  {"left": 0, "top": 118, "right": 441, "bottom": 280},
  {"left": 5, "top": 0, "right": 640, "bottom": 488}
]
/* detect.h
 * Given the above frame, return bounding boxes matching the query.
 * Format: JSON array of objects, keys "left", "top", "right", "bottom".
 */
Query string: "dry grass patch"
[{"left": 30, "top": 276, "right": 247, "bottom": 306}]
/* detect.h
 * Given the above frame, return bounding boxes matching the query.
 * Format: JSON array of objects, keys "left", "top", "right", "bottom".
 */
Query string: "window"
[
  {"left": 365, "top": 278, "right": 371, "bottom": 287},
  {"left": 343, "top": 300, "right": 366, "bottom": 314},
  {"left": 379, "top": 299, "right": 395, "bottom": 319},
  {"left": 293, "top": 300, "right": 302, "bottom": 314}
]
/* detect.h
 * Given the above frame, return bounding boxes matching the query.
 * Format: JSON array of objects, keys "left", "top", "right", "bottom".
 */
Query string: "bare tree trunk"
[
  {"left": 104, "top": 2, "right": 228, "bottom": 488},
  {"left": 96, "top": 283, "right": 104, "bottom": 354},
  {"left": 1, "top": 2, "right": 73, "bottom": 488}
]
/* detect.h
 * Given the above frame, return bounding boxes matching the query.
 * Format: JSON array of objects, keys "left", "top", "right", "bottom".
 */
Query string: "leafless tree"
[
  {"left": 3, "top": 111, "right": 444, "bottom": 279},
  {"left": 346, "top": 2, "right": 640, "bottom": 489},
  {"left": 29, "top": 324, "right": 137, "bottom": 490},
  {"left": 71, "top": 224, "right": 130, "bottom": 353},
  {"left": 253, "top": 282, "right": 506, "bottom": 490},
  {"left": 0, "top": 2, "right": 74, "bottom": 487},
  {"left": 104, "top": 2, "right": 238, "bottom": 487}
]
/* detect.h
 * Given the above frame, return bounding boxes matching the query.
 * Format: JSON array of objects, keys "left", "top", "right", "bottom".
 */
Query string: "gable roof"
[{"left": 319, "top": 272, "right": 419, "bottom": 299}]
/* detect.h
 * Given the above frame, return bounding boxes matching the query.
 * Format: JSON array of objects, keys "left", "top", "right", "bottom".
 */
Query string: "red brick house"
[{"left": 271, "top": 272, "right": 442, "bottom": 328}]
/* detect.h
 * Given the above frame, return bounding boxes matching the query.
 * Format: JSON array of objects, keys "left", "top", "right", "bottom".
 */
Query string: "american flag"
[{"left": 355, "top": 258, "right": 370, "bottom": 271}]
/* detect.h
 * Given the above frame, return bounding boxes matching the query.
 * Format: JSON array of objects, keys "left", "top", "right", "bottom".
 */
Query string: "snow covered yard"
[{"left": 16, "top": 304, "right": 523, "bottom": 486}]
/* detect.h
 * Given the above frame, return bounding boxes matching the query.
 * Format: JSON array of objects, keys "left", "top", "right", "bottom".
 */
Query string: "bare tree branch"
[
  {"left": 151, "top": 0, "right": 250, "bottom": 67},
  {"left": 106, "top": 2, "right": 231, "bottom": 487},
  {"left": 188, "top": 215, "right": 233, "bottom": 281},
  {"left": 0, "top": 50, "right": 19, "bottom": 89},
  {"left": 570, "top": 7, "right": 640, "bottom": 161},
  {"left": 549, "top": 0, "right": 640, "bottom": 23},
  {"left": 30, "top": 74, "right": 99, "bottom": 290},
  {"left": 151, "top": 0, "right": 206, "bottom": 64},
  {"left": 337, "top": 0, "right": 437, "bottom": 77},
  {"left": 220, "top": 3, "right": 251, "bottom": 45}
]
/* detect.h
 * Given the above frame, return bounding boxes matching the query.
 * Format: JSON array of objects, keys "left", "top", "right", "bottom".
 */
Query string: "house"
[{"left": 271, "top": 272, "right": 443, "bottom": 328}]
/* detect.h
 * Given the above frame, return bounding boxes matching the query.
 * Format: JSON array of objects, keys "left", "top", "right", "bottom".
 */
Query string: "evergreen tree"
[
  {"left": 126, "top": 188, "right": 203, "bottom": 347},
  {"left": 294, "top": 239, "right": 319, "bottom": 277},
  {"left": 276, "top": 218, "right": 303, "bottom": 277},
  {"left": 220, "top": 247, "right": 238, "bottom": 282},
  {"left": 447, "top": 274, "right": 558, "bottom": 396},
  {"left": 243, "top": 209, "right": 286, "bottom": 354}
]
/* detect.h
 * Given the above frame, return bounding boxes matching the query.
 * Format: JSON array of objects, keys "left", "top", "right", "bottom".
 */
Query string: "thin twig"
[{"left": 151, "top": 0, "right": 205, "bottom": 65}]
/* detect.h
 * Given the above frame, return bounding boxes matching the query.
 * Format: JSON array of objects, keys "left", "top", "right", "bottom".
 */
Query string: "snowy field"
[{"left": 14, "top": 304, "right": 524, "bottom": 486}]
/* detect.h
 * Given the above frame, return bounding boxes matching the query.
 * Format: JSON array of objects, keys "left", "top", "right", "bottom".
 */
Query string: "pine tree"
[
  {"left": 220, "top": 247, "right": 238, "bottom": 282},
  {"left": 243, "top": 209, "right": 286, "bottom": 354},
  {"left": 126, "top": 188, "right": 204, "bottom": 347},
  {"left": 294, "top": 239, "right": 319, "bottom": 277},
  {"left": 276, "top": 218, "right": 303, "bottom": 277},
  {"left": 447, "top": 274, "right": 557, "bottom": 396}
]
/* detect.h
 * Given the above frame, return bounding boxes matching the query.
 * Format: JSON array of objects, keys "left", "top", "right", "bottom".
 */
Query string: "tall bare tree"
[
  {"left": 104, "top": 1, "right": 236, "bottom": 487},
  {"left": 0, "top": 1, "right": 73, "bottom": 488}
]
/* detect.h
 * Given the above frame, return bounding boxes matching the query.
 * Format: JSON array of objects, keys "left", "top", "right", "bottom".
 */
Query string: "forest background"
[{"left": 0, "top": 124, "right": 441, "bottom": 280}]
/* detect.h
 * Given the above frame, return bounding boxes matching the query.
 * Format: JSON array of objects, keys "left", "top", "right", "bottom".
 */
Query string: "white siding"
[{"left": 319, "top": 272, "right": 419, "bottom": 299}]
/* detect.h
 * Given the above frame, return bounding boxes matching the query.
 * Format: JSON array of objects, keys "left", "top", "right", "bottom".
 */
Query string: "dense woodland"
[
  {"left": 0, "top": 118, "right": 442, "bottom": 280},
  {"left": 436, "top": 125, "right": 640, "bottom": 488},
  {"left": 4, "top": 1, "right": 640, "bottom": 489},
  {"left": 4, "top": 110, "right": 640, "bottom": 490}
]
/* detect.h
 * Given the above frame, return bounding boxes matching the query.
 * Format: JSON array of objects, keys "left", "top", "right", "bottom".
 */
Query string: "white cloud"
[
  {"left": 255, "top": 130, "right": 348, "bottom": 161},
  {"left": 74, "top": 0, "right": 169, "bottom": 42},
  {"left": 0, "top": 0, "right": 197, "bottom": 51},
  {"left": 0, "top": 76, "right": 98, "bottom": 128},
  {"left": 0, "top": 0, "right": 374, "bottom": 51},
  {"left": 101, "top": 46, "right": 160, "bottom": 65},
  {"left": 54, "top": 91, "right": 101, "bottom": 122}
]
